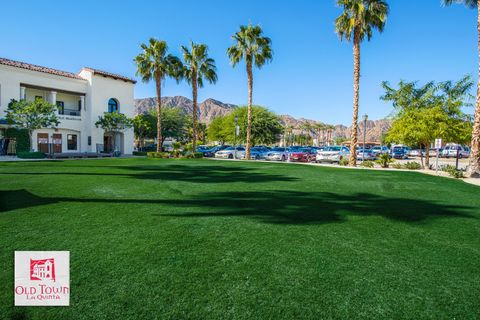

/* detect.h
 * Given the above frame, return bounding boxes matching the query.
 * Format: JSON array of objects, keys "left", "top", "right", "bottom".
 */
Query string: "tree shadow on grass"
[
  {"left": 0, "top": 189, "right": 475, "bottom": 225},
  {"left": 0, "top": 164, "right": 298, "bottom": 184}
]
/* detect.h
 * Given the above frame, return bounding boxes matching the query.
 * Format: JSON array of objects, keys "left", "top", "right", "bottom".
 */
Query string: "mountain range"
[{"left": 134, "top": 96, "right": 391, "bottom": 142}]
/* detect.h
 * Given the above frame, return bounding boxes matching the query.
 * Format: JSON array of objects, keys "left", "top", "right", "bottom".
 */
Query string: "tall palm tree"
[
  {"left": 335, "top": 0, "right": 389, "bottom": 165},
  {"left": 181, "top": 42, "right": 218, "bottom": 152},
  {"left": 227, "top": 24, "right": 273, "bottom": 159},
  {"left": 443, "top": 0, "right": 480, "bottom": 177},
  {"left": 134, "top": 38, "right": 182, "bottom": 152}
]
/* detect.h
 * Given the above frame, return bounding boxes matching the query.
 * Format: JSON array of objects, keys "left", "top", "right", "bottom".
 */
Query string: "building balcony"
[{"left": 58, "top": 108, "right": 81, "bottom": 117}]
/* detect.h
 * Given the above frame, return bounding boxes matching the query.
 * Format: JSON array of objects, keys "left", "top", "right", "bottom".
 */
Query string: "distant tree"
[
  {"left": 443, "top": 0, "right": 480, "bottom": 177},
  {"left": 181, "top": 42, "right": 218, "bottom": 152},
  {"left": 227, "top": 24, "right": 273, "bottom": 159},
  {"left": 134, "top": 38, "right": 182, "bottom": 152},
  {"left": 133, "top": 113, "right": 156, "bottom": 149},
  {"left": 95, "top": 112, "right": 133, "bottom": 153},
  {"left": 5, "top": 99, "right": 59, "bottom": 151},
  {"left": 335, "top": 0, "right": 389, "bottom": 166},
  {"left": 207, "top": 116, "right": 229, "bottom": 145},
  {"left": 382, "top": 76, "right": 473, "bottom": 168},
  {"left": 207, "top": 106, "right": 282, "bottom": 145}
]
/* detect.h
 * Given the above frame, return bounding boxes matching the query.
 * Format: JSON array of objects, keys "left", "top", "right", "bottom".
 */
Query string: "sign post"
[{"left": 434, "top": 138, "right": 442, "bottom": 174}]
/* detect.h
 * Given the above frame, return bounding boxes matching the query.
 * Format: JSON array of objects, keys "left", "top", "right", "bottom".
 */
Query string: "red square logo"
[{"left": 30, "top": 258, "right": 55, "bottom": 281}]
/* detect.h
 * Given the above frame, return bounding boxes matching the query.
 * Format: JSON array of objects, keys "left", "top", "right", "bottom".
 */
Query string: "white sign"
[
  {"left": 435, "top": 138, "right": 442, "bottom": 149},
  {"left": 236, "top": 125, "right": 240, "bottom": 136},
  {"left": 14, "top": 251, "right": 70, "bottom": 306}
]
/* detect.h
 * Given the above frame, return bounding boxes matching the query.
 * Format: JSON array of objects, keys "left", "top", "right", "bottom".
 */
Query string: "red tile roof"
[
  {"left": 0, "top": 57, "right": 84, "bottom": 80},
  {"left": 0, "top": 57, "right": 137, "bottom": 84},
  {"left": 81, "top": 67, "right": 137, "bottom": 84}
]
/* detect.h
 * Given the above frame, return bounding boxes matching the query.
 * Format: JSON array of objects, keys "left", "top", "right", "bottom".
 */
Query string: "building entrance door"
[
  {"left": 37, "top": 133, "right": 49, "bottom": 153},
  {"left": 52, "top": 134, "right": 62, "bottom": 153}
]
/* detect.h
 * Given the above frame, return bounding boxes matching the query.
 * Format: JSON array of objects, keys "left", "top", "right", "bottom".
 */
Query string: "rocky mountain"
[
  {"left": 135, "top": 96, "right": 236, "bottom": 124},
  {"left": 134, "top": 96, "right": 391, "bottom": 142}
]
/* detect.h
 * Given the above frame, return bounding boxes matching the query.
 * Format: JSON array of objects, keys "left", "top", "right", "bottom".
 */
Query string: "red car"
[{"left": 289, "top": 148, "right": 316, "bottom": 162}]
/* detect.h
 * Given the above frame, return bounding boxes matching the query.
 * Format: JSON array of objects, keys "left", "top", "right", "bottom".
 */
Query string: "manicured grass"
[{"left": 0, "top": 158, "right": 479, "bottom": 319}]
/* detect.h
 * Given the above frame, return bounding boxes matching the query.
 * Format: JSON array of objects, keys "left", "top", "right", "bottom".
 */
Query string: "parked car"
[
  {"left": 391, "top": 146, "right": 408, "bottom": 159},
  {"left": 242, "top": 146, "right": 270, "bottom": 160},
  {"left": 215, "top": 147, "right": 245, "bottom": 159},
  {"left": 371, "top": 146, "right": 389, "bottom": 156},
  {"left": 408, "top": 149, "right": 423, "bottom": 157},
  {"left": 289, "top": 148, "right": 317, "bottom": 162},
  {"left": 356, "top": 148, "right": 376, "bottom": 161},
  {"left": 316, "top": 146, "right": 350, "bottom": 163},
  {"left": 195, "top": 145, "right": 226, "bottom": 157},
  {"left": 441, "top": 144, "right": 470, "bottom": 158},
  {"left": 264, "top": 147, "right": 289, "bottom": 161}
]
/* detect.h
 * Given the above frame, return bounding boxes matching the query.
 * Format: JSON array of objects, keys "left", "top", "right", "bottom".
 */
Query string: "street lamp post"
[
  {"left": 362, "top": 114, "right": 368, "bottom": 162},
  {"left": 234, "top": 116, "right": 238, "bottom": 159}
]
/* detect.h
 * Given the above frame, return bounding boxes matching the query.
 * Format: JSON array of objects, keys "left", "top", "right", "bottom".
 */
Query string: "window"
[
  {"left": 108, "top": 98, "right": 119, "bottom": 113},
  {"left": 56, "top": 101, "right": 65, "bottom": 114},
  {"left": 67, "top": 134, "right": 77, "bottom": 150}
]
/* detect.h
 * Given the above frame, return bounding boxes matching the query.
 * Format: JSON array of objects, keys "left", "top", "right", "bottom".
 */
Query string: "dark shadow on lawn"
[
  {"left": 0, "top": 164, "right": 297, "bottom": 184},
  {"left": 0, "top": 189, "right": 474, "bottom": 225}
]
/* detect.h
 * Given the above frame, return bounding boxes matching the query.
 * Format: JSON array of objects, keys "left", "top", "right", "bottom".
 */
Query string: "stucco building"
[{"left": 0, "top": 57, "right": 136, "bottom": 155}]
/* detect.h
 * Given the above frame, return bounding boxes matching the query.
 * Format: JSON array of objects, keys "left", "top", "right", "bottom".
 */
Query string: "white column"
[
  {"left": 50, "top": 91, "right": 57, "bottom": 105},
  {"left": 80, "top": 95, "right": 85, "bottom": 111},
  {"left": 20, "top": 86, "right": 26, "bottom": 100}
]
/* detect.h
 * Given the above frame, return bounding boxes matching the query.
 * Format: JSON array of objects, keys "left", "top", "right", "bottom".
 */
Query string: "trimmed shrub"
[
  {"left": 375, "top": 153, "right": 393, "bottom": 168},
  {"left": 132, "top": 151, "right": 147, "bottom": 156},
  {"left": 442, "top": 165, "right": 464, "bottom": 179},
  {"left": 5, "top": 128, "right": 30, "bottom": 152},
  {"left": 147, "top": 152, "right": 170, "bottom": 159},
  {"left": 17, "top": 152, "right": 46, "bottom": 159},
  {"left": 361, "top": 160, "right": 375, "bottom": 168},
  {"left": 404, "top": 161, "right": 421, "bottom": 170},
  {"left": 339, "top": 158, "right": 349, "bottom": 166},
  {"left": 391, "top": 163, "right": 403, "bottom": 169}
]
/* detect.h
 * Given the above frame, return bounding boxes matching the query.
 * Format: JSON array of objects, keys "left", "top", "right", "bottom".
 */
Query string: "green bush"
[
  {"left": 391, "top": 163, "right": 403, "bottom": 169},
  {"left": 132, "top": 151, "right": 147, "bottom": 156},
  {"left": 442, "top": 165, "right": 464, "bottom": 179},
  {"left": 375, "top": 153, "right": 393, "bottom": 168},
  {"left": 361, "top": 160, "right": 375, "bottom": 168},
  {"left": 339, "top": 158, "right": 349, "bottom": 166},
  {"left": 404, "top": 161, "right": 421, "bottom": 170},
  {"left": 17, "top": 151, "right": 46, "bottom": 159},
  {"left": 5, "top": 128, "right": 30, "bottom": 152},
  {"left": 147, "top": 152, "right": 170, "bottom": 159},
  {"left": 184, "top": 152, "right": 204, "bottom": 159}
]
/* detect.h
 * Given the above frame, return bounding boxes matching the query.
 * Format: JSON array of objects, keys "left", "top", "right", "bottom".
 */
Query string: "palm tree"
[
  {"left": 227, "top": 24, "right": 273, "bottom": 159},
  {"left": 181, "top": 42, "right": 218, "bottom": 152},
  {"left": 443, "top": 0, "right": 480, "bottom": 177},
  {"left": 335, "top": 0, "right": 389, "bottom": 165},
  {"left": 134, "top": 38, "right": 182, "bottom": 152}
]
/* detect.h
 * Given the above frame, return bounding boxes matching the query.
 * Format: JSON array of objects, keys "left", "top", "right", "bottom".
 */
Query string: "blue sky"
[{"left": 0, "top": 0, "right": 476, "bottom": 124}]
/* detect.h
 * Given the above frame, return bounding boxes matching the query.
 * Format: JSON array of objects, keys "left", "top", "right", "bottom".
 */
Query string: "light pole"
[
  {"left": 362, "top": 114, "right": 368, "bottom": 162},
  {"left": 234, "top": 116, "right": 238, "bottom": 159}
]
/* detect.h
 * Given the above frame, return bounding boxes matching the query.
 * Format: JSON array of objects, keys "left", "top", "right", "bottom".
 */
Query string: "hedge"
[
  {"left": 147, "top": 152, "right": 171, "bottom": 159},
  {"left": 5, "top": 128, "right": 30, "bottom": 152},
  {"left": 17, "top": 152, "right": 46, "bottom": 159},
  {"left": 132, "top": 151, "right": 147, "bottom": 156}
]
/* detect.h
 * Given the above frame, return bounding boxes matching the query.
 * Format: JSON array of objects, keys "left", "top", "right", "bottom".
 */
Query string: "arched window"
[{"left": 108, "top": 98, "right": 119, "bottom": 113}]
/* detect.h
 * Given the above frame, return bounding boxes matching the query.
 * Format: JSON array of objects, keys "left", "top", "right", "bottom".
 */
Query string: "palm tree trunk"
[
  {"left": 349, "top": 28, "right": 361, "bottom": 166},
  {"left": 467, "top": 1, "right": 480, "bottom": 177},
  {"left": 192, "top": 70, "right": 198, "bottom": 153},
  {"left": 246, "top": 60, "right": 253, "bottom": 160},
  {"left": 155, "top": 76, "right": 162, "bottom": 153}
]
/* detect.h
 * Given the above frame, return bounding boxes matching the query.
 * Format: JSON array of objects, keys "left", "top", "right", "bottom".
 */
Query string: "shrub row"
[
  {"left": 147, "top": 151, "right": 204, "bottom": 159},
  {"left": 17, "top": 152, "right": 46, "bottom": 159},
  {"left": 132, "top": 151, "right": 147, "bottom": 156}
]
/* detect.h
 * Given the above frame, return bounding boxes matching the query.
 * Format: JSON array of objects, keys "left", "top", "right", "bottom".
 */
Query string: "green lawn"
[{"left": 1, "top": 158, "right": 479, "bottom": 319}]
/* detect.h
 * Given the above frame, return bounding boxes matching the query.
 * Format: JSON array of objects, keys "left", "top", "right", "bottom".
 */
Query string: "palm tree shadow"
[{"left": 0, "top": 190, "right": 474, "bottom": 225}]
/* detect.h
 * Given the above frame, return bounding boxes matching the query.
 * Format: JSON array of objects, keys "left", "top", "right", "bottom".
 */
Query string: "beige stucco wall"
[{"left": 0, "top": 64, "right": 135, "bottom": 154}]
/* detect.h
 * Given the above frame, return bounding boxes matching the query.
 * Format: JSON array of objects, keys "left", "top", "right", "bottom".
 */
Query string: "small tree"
[
  {"left": 5, "top": 99, "right": 59, "bottom": 152},
  {"left": 95, "top": 112, "right": 133, "bottom": 153}
]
